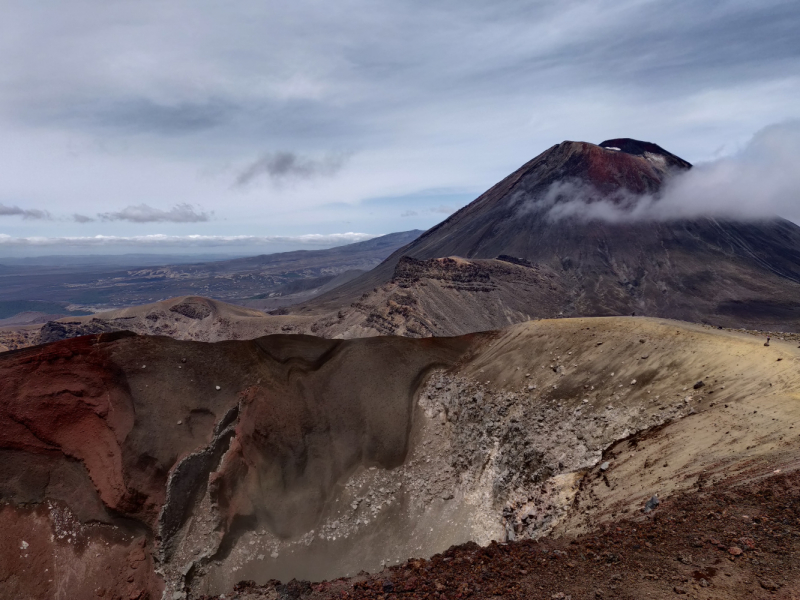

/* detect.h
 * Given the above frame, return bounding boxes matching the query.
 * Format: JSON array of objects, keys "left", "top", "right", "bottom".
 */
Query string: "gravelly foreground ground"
[{"left": 208, "top": 468, "right": 800, "bottom": 600}]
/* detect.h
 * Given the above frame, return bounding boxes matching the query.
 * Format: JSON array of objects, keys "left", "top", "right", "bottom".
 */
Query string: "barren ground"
[{"left": 214, "top": 468, "right": 800, "bottom": 600}]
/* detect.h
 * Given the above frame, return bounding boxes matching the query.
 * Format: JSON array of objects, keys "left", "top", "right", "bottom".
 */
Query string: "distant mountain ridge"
[{"left": 0, "top": 230, "right": 423, "bottom": 313}]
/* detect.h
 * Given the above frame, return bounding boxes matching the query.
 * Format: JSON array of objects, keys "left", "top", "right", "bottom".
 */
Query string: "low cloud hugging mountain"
[{"left": 543, "top": 121, "right": 800, "bottom": 224}]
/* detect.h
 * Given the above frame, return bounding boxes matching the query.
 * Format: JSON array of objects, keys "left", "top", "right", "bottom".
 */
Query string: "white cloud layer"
[{"left": 0, "top": 232, "right": 377, "bottom": 247}]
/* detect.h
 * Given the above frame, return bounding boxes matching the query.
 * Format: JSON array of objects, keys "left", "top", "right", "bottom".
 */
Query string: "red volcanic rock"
[
  {"left": 0, "top": 333, "right": 137, "bottom": 512},
  {"left": 0, "top": 497, "right": 163, "bottom": 600}
]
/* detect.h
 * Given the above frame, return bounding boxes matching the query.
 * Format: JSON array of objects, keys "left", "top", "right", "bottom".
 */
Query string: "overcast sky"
[{"left": 1, "top": 0, "right": 799, "bottom": 255}]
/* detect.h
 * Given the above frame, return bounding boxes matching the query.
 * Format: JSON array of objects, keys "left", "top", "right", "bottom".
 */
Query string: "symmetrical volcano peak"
[
  {"left": 527, "top": 138, "right": 691, "bottom": 197},
  {"left": 303, "top": 137, "right": 800, "bottom": 332}
]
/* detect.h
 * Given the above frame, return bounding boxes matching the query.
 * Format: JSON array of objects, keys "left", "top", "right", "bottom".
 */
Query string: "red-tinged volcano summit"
[{"left": 301, "top": 138, "right": 800, "bottom": 333}]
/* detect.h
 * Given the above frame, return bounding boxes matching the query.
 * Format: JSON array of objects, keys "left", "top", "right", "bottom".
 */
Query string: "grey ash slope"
[{"left": 298, "top": 139, "right": 800, "bottom": 332}]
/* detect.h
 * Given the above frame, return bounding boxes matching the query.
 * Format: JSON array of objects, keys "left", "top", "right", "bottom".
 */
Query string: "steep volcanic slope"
[
  {"left": 2, "top": 318, "right": 800, "bottom": 598},
  {"left": 299, "top": 139, "right": 800, "bottom": 333}
]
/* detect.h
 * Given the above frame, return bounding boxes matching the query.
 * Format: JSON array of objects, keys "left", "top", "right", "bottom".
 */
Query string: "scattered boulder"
[
  {"left": 693, "top": 381, "right": 705, "bottom": 390},
  {"left": 643, "top": 495, "right": 660, "bottom": 513}
]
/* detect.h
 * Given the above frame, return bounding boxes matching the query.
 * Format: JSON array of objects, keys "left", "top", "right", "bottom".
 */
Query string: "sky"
[{"left": 1, "top": 0, "right": 799, "bottom": 256}]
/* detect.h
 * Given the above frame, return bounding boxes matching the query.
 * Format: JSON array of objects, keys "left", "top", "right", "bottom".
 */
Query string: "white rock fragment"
[
  {"left": 20, "top": 541, "right": 28, "bottom": 550},
  {"left": 215, "top": 385, "right": 221, "bottom": 391}
]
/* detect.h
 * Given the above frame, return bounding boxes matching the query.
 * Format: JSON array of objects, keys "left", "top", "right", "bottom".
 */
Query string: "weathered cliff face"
[
  {"left": 2, "top": 318, "right": 800, "bottom": 599},
  {"left": 0, "top": 330, "right": 474, "bottom": 599}
]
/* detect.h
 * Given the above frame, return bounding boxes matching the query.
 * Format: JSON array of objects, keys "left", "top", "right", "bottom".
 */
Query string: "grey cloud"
[
  {"left": 7, "top": 1, "right": 799, "bottom": 146},
  {"left": 0, "top": 204, "right": 51, "bottom": 220},
  {"left": 400, "top": 210, "right": 418, "bottom": 217},
  {"left": 98, "top": 203, "right": 210, "bottom": 223},
  {"left": 89, "top": 99, "right": 233, "bottom": 135},
  {"left": 235, "top": 152, "right": 349, "bottom": 187},
  {"left": 72, "top": 213, "right": 95, "bottom": 223},
  {"left": 543, "top": 121, "right": 800, "bottom": 224}
]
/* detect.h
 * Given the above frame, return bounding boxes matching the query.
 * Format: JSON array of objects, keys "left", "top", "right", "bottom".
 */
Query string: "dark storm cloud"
[
  {"left": 235, "top": 152, "right": 349, "bottom": 186},
  {"left": 98, "top": 203, "right": 210, "bottom": 223},
  {"left": 0, "top": 204, "right": 51, "bottom": 220}
]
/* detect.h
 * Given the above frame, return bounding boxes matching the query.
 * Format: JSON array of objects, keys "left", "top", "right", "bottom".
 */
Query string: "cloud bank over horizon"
[{"left": 0, "top": 231, "right": 378, "bottom": 251}]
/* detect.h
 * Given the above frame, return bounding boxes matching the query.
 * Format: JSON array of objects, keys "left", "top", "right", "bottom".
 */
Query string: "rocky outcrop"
[{"left": 35, "top": 318, "right": 120, "bottom": 345}]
